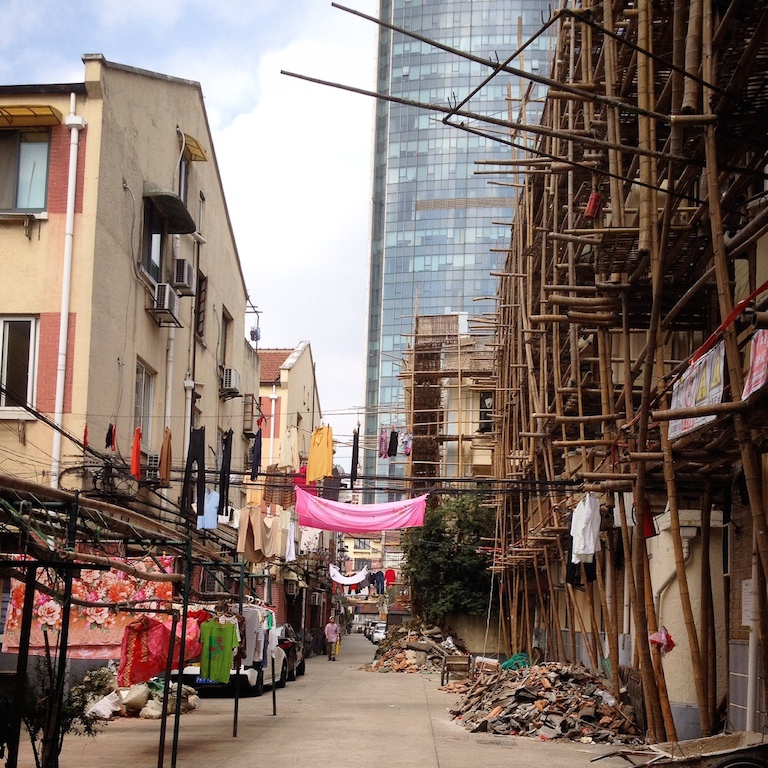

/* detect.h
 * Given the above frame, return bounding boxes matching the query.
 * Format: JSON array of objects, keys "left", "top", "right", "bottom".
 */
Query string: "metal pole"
[
  {"left": 170, "top": 540, "right": 193, "bottom": 768},
  {"left": 41, "top": 496, "right": 79, "bottom": 768},
  {"left": 6, "top": 561, "right": 38, "bottom": 768},
  {"left": 157, "top": 611, "right": 178, "bottom": 768}
]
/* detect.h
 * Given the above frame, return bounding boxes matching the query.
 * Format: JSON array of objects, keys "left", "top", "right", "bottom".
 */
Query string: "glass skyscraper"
[{"left": 363, "top": 0, "right": 552, "bottom": 491}]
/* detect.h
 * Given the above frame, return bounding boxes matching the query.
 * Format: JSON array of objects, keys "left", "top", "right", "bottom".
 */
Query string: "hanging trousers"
[
  {"left": 181, "top": 426, "right": 206, "bottom": 525},
  {"left": 217, "top": 429, "right": 233, "bottom": 517}
]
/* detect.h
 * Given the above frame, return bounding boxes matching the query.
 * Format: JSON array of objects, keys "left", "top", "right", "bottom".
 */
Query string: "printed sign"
[
  {"left": 668, "top": 341, "right": 725, "bottom": 439},
  {"left": 742, "top": 329, "right": 768, "bottom": 400}
]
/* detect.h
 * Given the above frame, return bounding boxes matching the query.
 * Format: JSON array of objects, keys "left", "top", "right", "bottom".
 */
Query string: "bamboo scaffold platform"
[{"left": 475, "top": 0, "right": 768, "bottom": 745}]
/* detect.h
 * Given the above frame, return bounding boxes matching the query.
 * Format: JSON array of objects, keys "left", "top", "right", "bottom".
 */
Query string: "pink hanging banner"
[{"left": 295, "top": 486, "right": 427, "bottom": 532}]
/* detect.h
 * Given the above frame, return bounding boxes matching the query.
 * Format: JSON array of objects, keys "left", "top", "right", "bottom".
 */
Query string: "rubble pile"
[
  {"left": 366, "top": 621, "right": 471, "bottom": 674},
  {"left": 448, "top": 662, "right": 640, "bottom": 743},
  {"left": 84, "top": 668, "right": 201, "bottom": 720}
]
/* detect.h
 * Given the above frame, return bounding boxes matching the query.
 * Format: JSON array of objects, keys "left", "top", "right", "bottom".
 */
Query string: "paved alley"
[{"left": 37, "top": 633, "right": 625, "bottom": 768}]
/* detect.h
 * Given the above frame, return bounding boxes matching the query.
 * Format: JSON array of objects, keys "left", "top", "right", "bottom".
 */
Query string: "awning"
[
  {"left": 180, "top": 133, "right": 208, "bottom": 161},
  {"left": 143, "top": 182, "right": 196, "bottom": 234},
  {"left": 0, "top": 104, "right": 63, "bottom": 126},
  {"left": 282, "top": 569, "right": 308, "bottom": 589}
]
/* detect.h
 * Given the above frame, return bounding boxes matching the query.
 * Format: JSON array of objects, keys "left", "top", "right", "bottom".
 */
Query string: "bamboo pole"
[
  {"left": 701, "top": 0, "right": 768, "bottom": 591},
  {"left": 624, "top": 0, "right": 672, "bottom": 742},
  {"left": 511, "top": 567, "right": 520, "bottom": 651},
  {"left": 699, "top": 483, "right": 716, "bottom": 725},
  {"left": 584, "top": 565, "right": 604, "bottom": 675},
  {"left": 642, "top": 543, "right": 678, "bottom": 741},
  {"left": 523, "top": 567, "right": 532, "bottom": 660},
  {"left": 544, "top": 546, "right": 568, "bottom": 662},
  {"left": 532, "top": 555, "right": 555, "bottom": 660},
  {"left": 682, "top": 0, "right": 703, "bottom": 113},
  {"left": 598, "top": 540, "right": 622, "bottom": 695},
  {"left": 618, "top": 491, "right": 662, "bottom": 741},
  {"left": 566, "top": 583, "right": 600, "bottom": 671}
]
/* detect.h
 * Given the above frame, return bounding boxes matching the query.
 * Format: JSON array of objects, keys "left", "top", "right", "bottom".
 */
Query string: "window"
[
  {"left": 478, "top": 391, "right": 493, "bottom": 433},
  {"left": 134, "top": 360, "right": 154, "bottom": 446},
  {"left": 141, "top": 200, "right": 165, "bottom": 282},
  {"left": 354, "top": 538, "right": 371, "bottom": 550},
  {"left": 220, "top": 307, "right": 233, "bottom": 366},
  {"left": 195, "top": 272, "right": 207, "bottom": 338},
  {"left": 178, "top": 157, "right": 189, "bottom": 205},
  {"left": 0, "top": 318, "right": 38, "bottom": 407},
  {"left": 0, "top": 129, "right": 50, "bottom": 211}
]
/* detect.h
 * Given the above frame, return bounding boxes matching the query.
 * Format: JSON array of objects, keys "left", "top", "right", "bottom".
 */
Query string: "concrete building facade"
[{"left": 0, "top": 55, "right": 257, "bottom": 526}]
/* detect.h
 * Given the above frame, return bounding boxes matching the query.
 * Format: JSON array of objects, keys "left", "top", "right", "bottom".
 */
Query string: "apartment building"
[{"left": 0, "top": 55, "right": 257, "bottom": 525}]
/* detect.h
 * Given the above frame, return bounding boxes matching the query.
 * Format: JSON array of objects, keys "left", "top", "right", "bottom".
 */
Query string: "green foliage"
[
  {"left": 401, "top": 495, "right": 495, "bottom": 624},
  {"left": 23, "top": 661, "right": 106, "bottom": 768}
]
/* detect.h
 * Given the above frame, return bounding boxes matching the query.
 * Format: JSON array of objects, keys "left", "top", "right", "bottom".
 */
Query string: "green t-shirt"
[{"left": 200, "top": 619, "right": 238, "bottom": 683}]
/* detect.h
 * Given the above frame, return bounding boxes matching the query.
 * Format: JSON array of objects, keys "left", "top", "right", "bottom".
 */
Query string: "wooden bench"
[{"left": 440, "top": 654, "right": 473, "bottom": 686}]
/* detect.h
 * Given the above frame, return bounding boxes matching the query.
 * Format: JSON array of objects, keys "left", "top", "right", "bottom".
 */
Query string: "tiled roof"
[{"left": 259, "top": 348, "right": 293, "bottom": 384}]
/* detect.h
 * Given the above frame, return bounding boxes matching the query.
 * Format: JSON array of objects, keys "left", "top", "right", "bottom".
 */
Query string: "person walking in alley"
[{"left": 324, "top": 615, "right": 340, "bottom": 661}]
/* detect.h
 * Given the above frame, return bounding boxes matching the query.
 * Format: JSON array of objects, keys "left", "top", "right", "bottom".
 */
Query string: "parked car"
[
  {"left": 363, "top": 621, "right": 376, "bottom": 641},
  {"left": 371, "top": 622, "right": 387, "bottom": 644},
  {"left": 275, "top": 623, "right": 306, "bottom": 681},
  {"left": 180, "top": 644, "right": 288, "bottom": 697}
]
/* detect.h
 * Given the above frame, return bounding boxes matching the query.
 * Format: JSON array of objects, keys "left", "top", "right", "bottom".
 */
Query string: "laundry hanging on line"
[
  {"left": 306, "top": 425, "right": 334, "bottom": 482},
  {"left": 295, "top": 485, "right": 427, "bottom": 532},
  {"left": 329, "top": 564, "right": 370, "bottom": 585}
]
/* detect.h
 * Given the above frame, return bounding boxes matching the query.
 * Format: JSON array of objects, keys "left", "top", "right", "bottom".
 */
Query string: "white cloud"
[
  {"left": 212, "top": 5, "right": 377, "bottom": 458},
  {"left": 0, "top": 0, "right": 378, "bottom": 464}
]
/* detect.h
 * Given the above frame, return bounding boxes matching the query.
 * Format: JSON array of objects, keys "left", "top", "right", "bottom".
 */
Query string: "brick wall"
[
  {"left": 729, "top": 491, "right": 753, "bottom": 643},
  {"left": 47, "top": 124, "right": 86, "bottom": 215},
  {"left": 36, "top": 313, "right": 76, "bottom": 413}
]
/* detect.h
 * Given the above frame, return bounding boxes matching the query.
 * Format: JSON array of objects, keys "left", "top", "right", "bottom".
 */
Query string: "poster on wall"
[
  {"left": 742, "top": 329, "right": 768, "bottom": 400},
  {"left": 668, "top": 341, "right": 725, "bottom": 439}
]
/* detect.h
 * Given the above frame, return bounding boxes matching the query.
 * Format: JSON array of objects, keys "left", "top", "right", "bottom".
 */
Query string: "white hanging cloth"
[
  {"left": 570, "top": 492, "right": 601, "bottom": 563},
  {"left": 329, "top": 563, "right": 369, "bottom": 585},
  {"left": 286, "top": 520, "right": 296, "bottom": 562}
]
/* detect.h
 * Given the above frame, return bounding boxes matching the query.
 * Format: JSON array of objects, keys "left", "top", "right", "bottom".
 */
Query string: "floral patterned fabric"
[{"left": 2, "top": 556, "right": 175, "bottom": 659}]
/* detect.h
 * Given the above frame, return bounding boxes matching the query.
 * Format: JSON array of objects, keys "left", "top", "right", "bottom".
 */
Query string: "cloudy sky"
[{"left": 0, "top": 0, "right": 378, "bottom": 468}]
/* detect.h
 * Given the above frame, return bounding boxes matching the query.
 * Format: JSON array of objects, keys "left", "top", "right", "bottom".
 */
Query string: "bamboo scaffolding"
[{"left": 392, "top": 0, "right": 768, "bottom": 739}]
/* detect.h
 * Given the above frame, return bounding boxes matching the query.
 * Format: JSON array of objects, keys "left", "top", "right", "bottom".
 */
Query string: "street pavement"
[{"left": 36, "top": 633, "right": 628, "bottom": 768}]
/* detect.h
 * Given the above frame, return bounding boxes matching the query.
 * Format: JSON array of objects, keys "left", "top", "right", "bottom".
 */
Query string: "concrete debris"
[
  {"left": 446, "top": 662, "right": 640, "bottom": 744},
  {"left": 365, "top": 621, "right": 472, "bottom": 674}
]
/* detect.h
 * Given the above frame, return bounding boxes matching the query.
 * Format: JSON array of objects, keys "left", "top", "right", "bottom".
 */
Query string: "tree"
[
  {"left": 401, "top": 495, "right": 495, "bottom": 625},
  {"left": 23, "top": 661, "right": 106, "bottom": 768}
]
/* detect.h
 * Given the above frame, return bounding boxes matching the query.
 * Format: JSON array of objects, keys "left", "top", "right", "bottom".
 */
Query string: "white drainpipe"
[
  {"left": 164, "top": 236, "right": 180, "bottom": 429},
  {"left": 50, "top": 94, "right": 86, "bottom": 488},
  {"left": 745, "top": 543, "right": 759, "bottom": 731}
]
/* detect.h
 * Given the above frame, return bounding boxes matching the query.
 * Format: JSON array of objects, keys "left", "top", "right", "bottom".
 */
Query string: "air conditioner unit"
[
  {"left": 221, "top": 367, "right": 241, "bottom": 395},
  {"left": 151, "top": 282, "right": 180, "bottom": 325},
  {"left": 143, "top": 453, "right": 160, "bottom": 483},
  {"left": 171, "top": 258, "right": 195, "bottom": 296}
]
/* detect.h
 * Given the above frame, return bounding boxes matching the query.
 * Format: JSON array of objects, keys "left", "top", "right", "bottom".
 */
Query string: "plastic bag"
[
  {"left": 649, "top": 626, "right": 675, "bottom": 655},
  {"left": 87, "top": 691, "right": 123, "bottom": 720}
]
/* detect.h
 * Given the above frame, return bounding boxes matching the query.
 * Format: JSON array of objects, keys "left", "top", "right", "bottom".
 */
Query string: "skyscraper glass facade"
[{"left": 364, "top": 0, "right": 552, "bottom": 491}]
